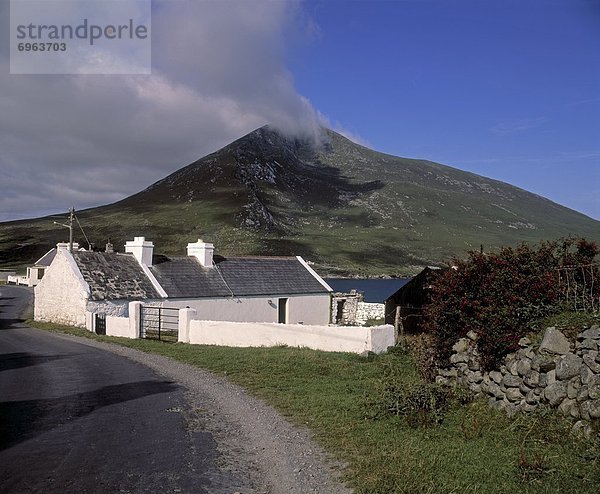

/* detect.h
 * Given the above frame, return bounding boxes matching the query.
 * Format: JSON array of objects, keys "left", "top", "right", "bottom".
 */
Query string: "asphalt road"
[{"left": 0, "top": 285, "right": 245, "bottom": 493}]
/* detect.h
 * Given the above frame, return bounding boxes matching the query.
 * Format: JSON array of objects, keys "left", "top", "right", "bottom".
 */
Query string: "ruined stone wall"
[
  {"left": 331, "top": 291, "right": 362, "bottom": 325},
  {"left": 437, "top": 326, "right": 600, "bottom": 436},
  {"left": 355, "top": 302, "right": 385, "bottom": 325}
]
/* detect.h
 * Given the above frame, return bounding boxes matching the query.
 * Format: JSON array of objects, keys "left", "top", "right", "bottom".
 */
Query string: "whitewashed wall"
[
  {"left": 165, "top": 294, "right": 330, "bottom": 325},
  {"left": 86, "top": 302, "right": 141, "bottom": 338},
  {"left": 80, "top": 302, "right": 395, "bottom": 354},
  {"left": 105, "top": 315, "right": 130, "bottom": 337},
  {"left": 185, "top": 318, "right": 395, "bottom": 354},
  {"left": 34, "top": 250, "right": 89, "bottom": 327}
]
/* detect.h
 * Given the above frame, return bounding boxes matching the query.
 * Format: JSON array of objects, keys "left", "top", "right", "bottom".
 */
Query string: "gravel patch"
[{"left": 47, "top": 333, "right": 353, "bottom": 494}]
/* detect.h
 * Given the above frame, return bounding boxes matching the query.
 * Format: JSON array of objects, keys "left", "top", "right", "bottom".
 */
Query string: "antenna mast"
[
  {"left": 53, "top": 206, "right": 75, "bottom": 251},
  {"left": 69, "top": 207, "right": 74, "bottom": 252},
  {"left": 53, "top": 207, "right": 94, "bottom": 252}
]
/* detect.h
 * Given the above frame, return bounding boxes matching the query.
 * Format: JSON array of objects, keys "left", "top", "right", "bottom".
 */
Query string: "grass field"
[{"left": 31, "top": 321, "right": 600, "bottom": 493}]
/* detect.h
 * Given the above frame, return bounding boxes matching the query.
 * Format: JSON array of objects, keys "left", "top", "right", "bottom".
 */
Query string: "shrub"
[
  {"left": 378, "top": 355, "right": 472, "bottom": 427},
  {"left": 382, "top": 381, "right": 453, "bottom": 427},
  {"left": 402, "top": 333, "right": 438, "bottom": 381},
  {"left": 424, "top": 237, "right": 599, "bottom": 370}
]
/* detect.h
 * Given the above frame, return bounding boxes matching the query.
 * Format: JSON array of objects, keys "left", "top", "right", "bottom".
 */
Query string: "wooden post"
[{"left": 394, "top": 306, "right": 401, "bottom": 345}]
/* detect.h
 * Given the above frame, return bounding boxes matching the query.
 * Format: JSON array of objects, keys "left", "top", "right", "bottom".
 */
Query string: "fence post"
[
  {"left": 178, "top": 307, "right": 196, "bottom": 343},
  {"left": 394, "top": 306, "right": 401, "bottom": 344},
  {"left": 129, "top": 301, "right": 143, "bottom": 338}
]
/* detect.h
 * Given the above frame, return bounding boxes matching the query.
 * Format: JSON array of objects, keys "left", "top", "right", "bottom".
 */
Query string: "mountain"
[{"left": 1, "top": 126, "right": 599, "bottom": 276}]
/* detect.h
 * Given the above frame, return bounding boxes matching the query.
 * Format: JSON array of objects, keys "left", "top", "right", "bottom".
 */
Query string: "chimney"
[
  {"left": 125, "top": 237, "right": 154, "bottom": 266},
  {"left": 187, "top": 239, "right": 214, "bottom": 267},
  {"left": 57, "top": 242, "right": 79, "bottom": 252}
]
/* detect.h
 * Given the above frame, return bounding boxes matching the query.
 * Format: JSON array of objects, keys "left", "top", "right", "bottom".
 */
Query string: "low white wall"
[
  {"left": 8, "top": 275, "right": 27, "bottom": 285},
  {"left": 105, "top": 316, "right": 131, "bottom": 337},
  {"left": 187, "top": 320, "right": 395, "bottom": 354},
  {"left": 369, "top": 325, "right": 396, "bottom": 353},
  {"left": 106, "top": 315, "right": 141, "bottom": 338}
]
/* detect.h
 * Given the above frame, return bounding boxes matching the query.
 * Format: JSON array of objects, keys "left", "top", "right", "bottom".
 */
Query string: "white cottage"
[
  {"left": 34, "top": 237, "right": 333, "bottom": 327},
  {"left": 26, "top": 248, "right": 57, "bottom": 286},
  {"left": 8, "top": 246, "right": 61, "bottom": 286}
]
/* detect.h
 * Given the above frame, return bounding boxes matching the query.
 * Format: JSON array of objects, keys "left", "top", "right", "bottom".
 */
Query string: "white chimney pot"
[
  {"left": 125, "top": 236, "right": 154, "bottom": 266},
  {"left": 57, "top": 242, "right": 79, "bottom": 252},
  {"left": 187, "top": 238, "right": 214, "bottom": 267}
]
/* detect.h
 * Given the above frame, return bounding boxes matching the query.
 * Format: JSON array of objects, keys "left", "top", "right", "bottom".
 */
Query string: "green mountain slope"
[{"left": 1, "top": 126, "right": 599, "bottom": 276}]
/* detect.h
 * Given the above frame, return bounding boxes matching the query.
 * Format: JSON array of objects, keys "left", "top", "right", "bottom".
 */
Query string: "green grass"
[
  {"left": 536, "top": 311, "right": 600, "bottom": 332},
  {"left": 364, "top": 317, "right": 385, "bottom": 327},
  {"left": 30, "top": 320, "right": 600, "bottom": 493},
  {"left": 530, "top": 311, "right": 600, "bottom": 344}
]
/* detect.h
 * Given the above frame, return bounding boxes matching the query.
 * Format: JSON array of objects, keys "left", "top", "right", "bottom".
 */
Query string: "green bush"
[
  {"left": 403, "top": 333, "right": 438, "bottom": 382},
  {"left": 384, "top": 381, "right": 451, "bottom": 427},
  {"left": 424, "top": 237, "right": 599, "bottom": 370},
  {"left": 381, "top": 379, "right": 475, "bottom": 427},
  {"left": 378, "top": 354, "right": 472, "bottom": 427}
]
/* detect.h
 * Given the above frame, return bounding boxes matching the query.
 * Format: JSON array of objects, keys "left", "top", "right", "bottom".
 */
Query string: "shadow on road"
[
  {"left": 0, "top": 319, "right": 26, "bottom": 330},
  {"left": 0, "top": 380, "right": 179, "bottom": 450},
  {"left": 0, "top": 287, "right": 33, "bottom": 329},
  {"left": 0, "top": 352, "right": 69, "bottom": 372}
]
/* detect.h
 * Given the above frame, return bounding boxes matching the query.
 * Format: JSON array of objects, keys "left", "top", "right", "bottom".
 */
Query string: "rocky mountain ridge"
[{"left": 1, "top": 126, "right": 599, "bottom": 276}]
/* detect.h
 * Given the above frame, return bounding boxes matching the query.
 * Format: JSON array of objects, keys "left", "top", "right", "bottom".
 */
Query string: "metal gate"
[
  {"left": 95, "top": 313, "right": 106, "bottom": 335},
  {"left": 140, "top": 306, "right": 179, "bottom": 342}
]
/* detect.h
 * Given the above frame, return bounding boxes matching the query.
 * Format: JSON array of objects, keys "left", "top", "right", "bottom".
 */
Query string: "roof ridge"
[{"left": 224, "top": 255, "right": 298, "bottom": 260}]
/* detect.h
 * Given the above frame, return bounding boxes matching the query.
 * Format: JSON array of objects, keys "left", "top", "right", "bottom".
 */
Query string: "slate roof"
[
  {"left": 34, "top": 248, "right": 57, "bottom": 267},
  {"left": 150, "top": 255, "right": 330, "bottom": 298},
  {"left": 73, "top": 251, "right": 160, "bottom": 301}
]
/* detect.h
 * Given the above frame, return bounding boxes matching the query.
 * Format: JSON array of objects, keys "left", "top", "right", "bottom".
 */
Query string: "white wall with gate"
[{"left": 85, "top": 302, "right": 395, "bottom": 354}]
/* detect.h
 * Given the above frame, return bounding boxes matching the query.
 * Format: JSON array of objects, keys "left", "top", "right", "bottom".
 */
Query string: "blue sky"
[
  {"left": 1, "top": 0, "right": 599, "bottom": 222},
  {"left": 289, "top": 0, "right": 600, "bottom": 219}
]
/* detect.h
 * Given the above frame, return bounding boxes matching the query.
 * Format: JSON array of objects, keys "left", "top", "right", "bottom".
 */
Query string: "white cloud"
[{"left": 0, "top": 0, "right": 329, "bottom": 221}]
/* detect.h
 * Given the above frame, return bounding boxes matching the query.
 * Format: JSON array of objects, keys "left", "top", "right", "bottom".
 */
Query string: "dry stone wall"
[
  {"left": 437, "top": 325, "right": 600, "bottom": 436},
  {"left": 356, "top": 302, "right": 385, "bottom": 325}
]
